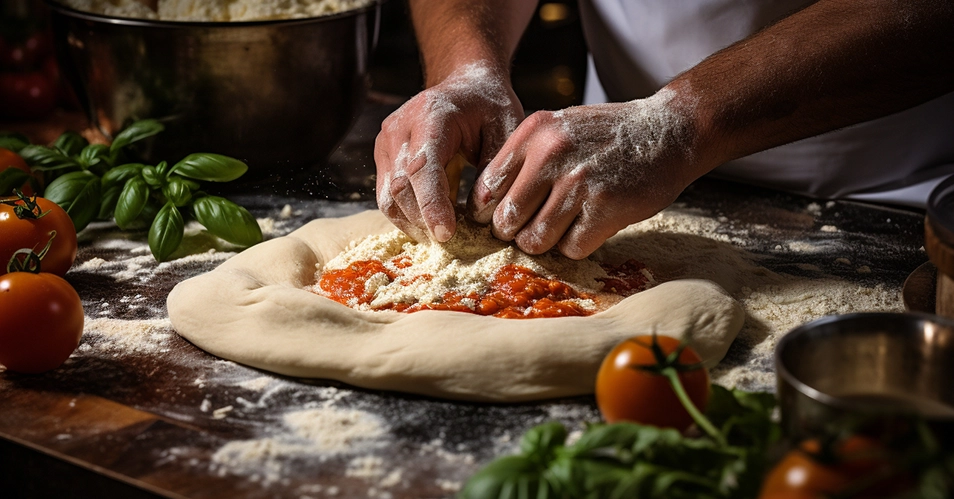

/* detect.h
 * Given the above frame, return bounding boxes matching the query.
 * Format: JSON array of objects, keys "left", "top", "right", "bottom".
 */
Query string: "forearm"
[
  {"left": 667, "top": 0, "right": 954, "bottom": 172},
  {"left": 408, "top": 0, "right": 538, "bottom": 86}
]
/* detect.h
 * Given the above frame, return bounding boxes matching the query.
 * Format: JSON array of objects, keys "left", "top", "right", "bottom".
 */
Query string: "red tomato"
[
  {"left": 0, "top": 147, "right": 40, "bottom": 196},
  {"left": 0, "top": 196, "right": 78, "bottom": 277},
  {"left": 759, "top": 436, "right": 899, "bottom": 498},
  {"left": 595, "top": 335, "right": 709, "bottom": 431},
  {"left": 0, "top": 71, "right": 56, "bottom": 120},
  {"left": 0, "top": 271, "right": 84, "bottom": 374}
]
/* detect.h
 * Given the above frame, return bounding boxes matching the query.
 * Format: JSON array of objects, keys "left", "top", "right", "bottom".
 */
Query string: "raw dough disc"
[{"left": 167, "top": 210, "right": 744, "bottom": 402}]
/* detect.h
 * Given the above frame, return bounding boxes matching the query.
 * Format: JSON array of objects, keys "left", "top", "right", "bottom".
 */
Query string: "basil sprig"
[
  {"left": 19, "top": 120, "right": 262, "bottom": 262},
  {"left": 461, "top": 386, "right": 780, "bottom": 499}
]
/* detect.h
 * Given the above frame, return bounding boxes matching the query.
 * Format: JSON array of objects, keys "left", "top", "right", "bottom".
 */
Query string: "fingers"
[
  {"left": 558, "top": 201, "right": 619, "bottom": 260},
  {"left": 468, "top": 148, "right": 522, "bottom": 223},
  {"left": 513, "top": 179, "right": 586, "bottom": 255},
  {"left": 375, "top": 99, "right": 461, "bottom": 242}
]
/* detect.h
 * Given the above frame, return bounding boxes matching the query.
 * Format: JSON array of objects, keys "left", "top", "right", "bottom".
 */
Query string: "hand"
[
  {"left": 467, "top": 90, "right": 705, "bottom": 259},
  {"left": 374, "top": 61, "right": 524, "bottom": 242}
]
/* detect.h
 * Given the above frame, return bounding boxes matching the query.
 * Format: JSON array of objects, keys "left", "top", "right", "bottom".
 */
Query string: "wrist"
[
  {"left": 423, "top": 53, "right": 510, "bottom": 89},
  {"left": 657, "top": 78, "right": 731, "bottom": 178}
]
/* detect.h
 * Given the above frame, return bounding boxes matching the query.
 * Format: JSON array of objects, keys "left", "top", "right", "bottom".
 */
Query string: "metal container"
[
  {"left": 927, "top": 176, "right": 954, "bottom": 318},
  {"left": 46, "top": 1, "right": 380, "bottom": 180},
  {"left": 775, "top": 313, "right": 954, "bottom": 440}
]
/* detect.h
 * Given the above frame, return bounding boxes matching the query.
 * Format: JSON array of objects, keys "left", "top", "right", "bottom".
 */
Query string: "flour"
[
  {"left": 210, "top": 407, "right": 389, "bottom": 485},
  {"left": 314, "top": 215, "right": 621, "bottom": 311},
  {"left": 59, "top": 0, "right": 374, "bottom": 21},
  {"left": 592, "top": 205, "right": 903, "bottom": 392},
  {"left": 78, "top": 317, "right": 174, "bottom": 355}
]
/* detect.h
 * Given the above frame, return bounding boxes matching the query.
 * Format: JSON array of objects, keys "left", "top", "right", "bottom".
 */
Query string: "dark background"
[{"left": 369, "top": 0, "right": 589, "bottom": 110}]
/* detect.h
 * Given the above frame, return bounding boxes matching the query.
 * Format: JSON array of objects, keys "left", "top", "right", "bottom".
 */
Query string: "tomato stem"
[{"left": 661, "top": 366, "right": 725, "bottom": 446}]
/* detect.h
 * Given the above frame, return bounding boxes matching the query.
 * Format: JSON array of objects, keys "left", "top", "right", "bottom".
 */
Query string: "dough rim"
[{"left": 167, "top": 210, "right": 744, "bottom": 402}]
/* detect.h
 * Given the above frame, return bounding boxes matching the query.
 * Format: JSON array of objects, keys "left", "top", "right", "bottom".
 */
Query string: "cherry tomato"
[
  {"left": 0, "top": 196, "right": 78, "bottom": 277},
  {"left": 0, "top": 271, "right": 84, "bottom": 374},
  {"left": 0, "top": 148, "right": 40, "bottom": 196},
  {"left": 595, "top": 335, "right": 709, "bottom": 431},
  {"left": 0, "top": 71, "right": 56, "bottom": 120},
  {"left": 759, "top": 436, "right": 898, "bottom": 498}
]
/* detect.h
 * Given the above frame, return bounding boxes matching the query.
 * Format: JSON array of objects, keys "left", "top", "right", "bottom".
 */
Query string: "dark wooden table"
[{"left": 0, "top": 98, "right": 929, "bottom": 498}]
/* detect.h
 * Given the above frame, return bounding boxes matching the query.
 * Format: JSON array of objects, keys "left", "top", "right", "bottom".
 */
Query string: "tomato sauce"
[{"left": 317, "top": 257, "right": 651, "bottom": 319}]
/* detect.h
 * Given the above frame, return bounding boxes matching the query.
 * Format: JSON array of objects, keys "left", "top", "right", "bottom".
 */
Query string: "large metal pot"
[{"left": 47, "top": 1, "right": 380, "bottom": 180}]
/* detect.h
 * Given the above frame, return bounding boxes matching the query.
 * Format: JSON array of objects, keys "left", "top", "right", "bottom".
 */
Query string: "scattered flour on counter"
[
  {"left": 235, "top": 376, "right": 274, "bottom": 392},
  {"left": 210, "top": 407, "right": 389, "bottom": 485},
  {"left": 591, "top": 206, "right": 904, "bottom": 392},
  {"left": 78, "top": 318, "right": 175, "bottom": 356}
]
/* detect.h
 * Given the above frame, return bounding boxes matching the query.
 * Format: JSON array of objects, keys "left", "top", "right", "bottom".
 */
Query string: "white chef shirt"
[{"left": 578, "top": 0, "right": 954, "bottom": 208}]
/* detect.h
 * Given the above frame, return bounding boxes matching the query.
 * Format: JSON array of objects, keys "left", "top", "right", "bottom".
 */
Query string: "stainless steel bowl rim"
[
  {"left": 44, "top": 0, "right": 381, "bottom": 28},
  {"left": 928, "top": 174, "right": 954, "bottom": 243},
  {"left": 774, "top": 311, "right": 954, "bottom": 412}
]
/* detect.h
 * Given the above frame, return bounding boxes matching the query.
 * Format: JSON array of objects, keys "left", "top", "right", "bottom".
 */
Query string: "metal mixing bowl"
[
  {"left": 776, "top": 313, "right": 954, "bottom": 440},
  {"left": 46, "top": 1, "right": 380, "bottom": 180}
]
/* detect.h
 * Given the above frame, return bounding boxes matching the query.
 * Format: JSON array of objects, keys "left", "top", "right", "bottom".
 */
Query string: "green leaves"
[
  {"left": 149, "top": 202, "right": 184, "bottom": 262},
  {"left": 171, "top": 153, "right": 248, "bottom": 182},
  {"left": 109, "top": 119, "right": 164, "bottom": 153},
  {"left": 14, "top": 120, "right": 260, "bottom": 262},
  {"left": 43, "top": 170, "right": 102, "bottom": 232},
  {"left": 191, "top": 195, "right": 262, "bottom": 247},
  {"left": 19, "top": 145, "right": 80, "bottom": 173},
  {"left": 53, "top": 131, "right": 89, "bottom": 157},
  {"left": 0, "top": 132, "right": 29, "bottom": 152},
  {"left": 460, "top": 386, "right": 781, "bottom": 499},
  {"left": 0, "top": 168, "right": 32, "bottom": 195},
  {"left": 114, "top": 176, "right": 150, "bottom": 229}
]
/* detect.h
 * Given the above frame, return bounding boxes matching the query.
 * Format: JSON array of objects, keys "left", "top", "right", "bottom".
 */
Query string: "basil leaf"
[
  {"left": 53, "top": 131, "right": 89, "bottom": 157},
  {"left": 78, "top": 144, "right": 110, "bottom": 169},
  {"left": 142, "top": 165, "right": 164, "bottom": 188},
  {"left": 460, "top": 455, "right": 554, "bottom": 499},
  {"left": 19, "top": 145, "right": 81, "bottom": 172},
  {"left": 0, "top": 132, "right": 30, "bottom": 152},
  {"left": 114, "top": 176, "right": 151, "bottom": 229},
  {"left": 44, "top": 170, "right": 102, "bottom": 231},
  {"left": 171, "top": 153, "right": 247, "bottom": 182},
  {"left": 163, "top": 176, "right": 192, "bottom": 207},
  {"left": 102, "top": 163, "right": 145, "bottom": 189},
  {"left": 99, "top": 184, "right": 122, "bottom": 220},
  {"left": 110, "top": 119, "right": 164, "bottom": 153},
  {"left": 156, "top": 160, "right": 169, "bottom": 177},
  {"left": 521, "top": 421, "right": 568, "bottom": 459},
  {"left": 149, "top": 202, "right": 184, "bottom": 262},
  {"left": 191, "top": 195, "right": 262, "bottom": 247},
  {"left": 0, "top": 168, "right": 31, "bottom": 195}
]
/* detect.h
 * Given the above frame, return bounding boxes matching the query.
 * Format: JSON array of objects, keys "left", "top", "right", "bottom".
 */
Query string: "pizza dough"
[{"left": 167, "top": 210, "right": 744, "bottom": 402}]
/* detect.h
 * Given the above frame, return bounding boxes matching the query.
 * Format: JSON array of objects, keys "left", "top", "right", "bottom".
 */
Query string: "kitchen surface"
[
  {"left": 1, "top": 0, "right": 951, "bottom": 498},
  {"left": 0, "top": 92, "right": 932, "bottom": 497}
]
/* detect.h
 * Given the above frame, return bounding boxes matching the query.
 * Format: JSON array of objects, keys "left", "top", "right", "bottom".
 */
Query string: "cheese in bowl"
[{"left": 57, "top": 0, "right": 375, "bottom": 21}]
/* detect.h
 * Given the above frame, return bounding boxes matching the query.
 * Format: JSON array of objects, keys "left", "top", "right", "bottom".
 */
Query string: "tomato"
[
  {"left": 0, "top": 148, "right": 40, "bottom": 196},
  {"left": 0, "top": 271, "right": 84, "bottom": 374},
  {"left": 759, "top": 436, "right": 900, "bottom": 498},
  {"left": 0, "top": 71, "right": 57, "bottom": 120},
  {"left": 0, "top": 196, "right": 78, "bottom": 277},
  {"left": 595, "top": 335, "right": 709, "bottom": 431}
]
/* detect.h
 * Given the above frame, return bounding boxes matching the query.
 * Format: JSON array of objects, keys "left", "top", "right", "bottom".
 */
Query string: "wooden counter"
[{"left": 0, "top": 100, "right": 929, "bottom": 498}]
